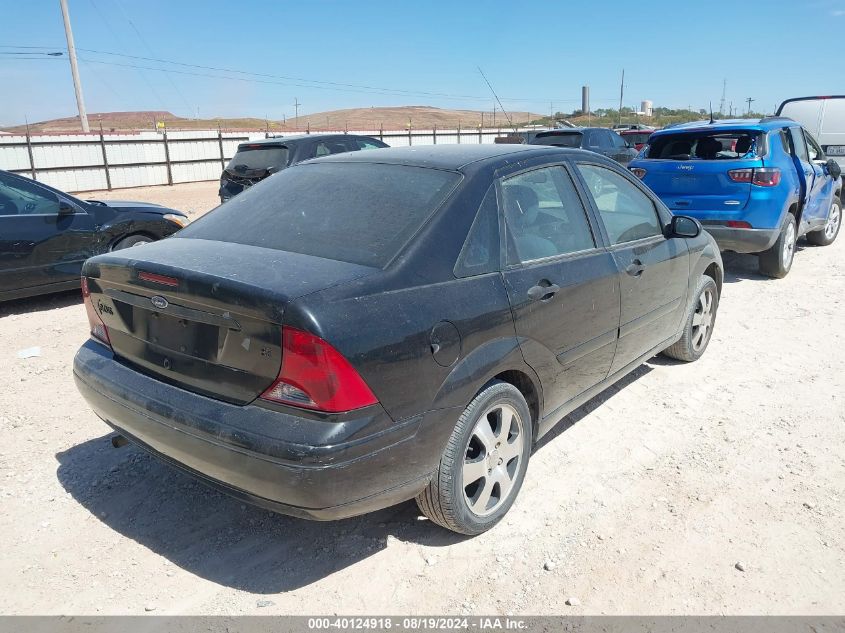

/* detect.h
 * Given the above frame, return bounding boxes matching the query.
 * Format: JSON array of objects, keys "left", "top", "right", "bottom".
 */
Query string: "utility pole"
[
  {"left": 59, "top": 0, "right": 89, "bottom": 132},
  {"left": 294, "top": 98, "right": 300, "bottom": 126},
  {"left": 719, "top": 79, "right": 726, "bottom": 116},
  {"left": 745, "top": 97, "right": 754, "bottom": 116},
  {"left": 493, "top": 103, "right": 496, "bottom": 128},
  {"left": 617, "top": 69, "right": 625, "bottom": 126}
]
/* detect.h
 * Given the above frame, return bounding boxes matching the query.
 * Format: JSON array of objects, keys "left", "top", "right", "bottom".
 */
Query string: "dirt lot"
[{"left": 0, "top": 182, "right": 842, "bottom": 615}]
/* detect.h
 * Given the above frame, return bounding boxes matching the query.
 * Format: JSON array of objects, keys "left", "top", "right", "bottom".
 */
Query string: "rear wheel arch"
[
  {"left": 110, "top": 231, "right": 157, "bottom": 251},
  {"left": 491, "top": 369, "right": 541, "bottom": 434},
  {"left": 703, "top": 262, "right": 722, "bottom": 297}
]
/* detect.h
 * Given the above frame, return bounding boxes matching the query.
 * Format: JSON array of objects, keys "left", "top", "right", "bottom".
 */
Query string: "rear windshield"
[
  {"left": 623, "top": 132, "right": 652, "bottom": 145},
  {"left": 179, "top": 163, "right": 461, "bottom": 268},
  {"left": 531, "top": 132, "right": 582, "bottom": 147},
  {"left": 644, "top": 131, "right": 763, "bottom": 160},
  {"left": 226, "top": 145, "right": 289, "bottom": 172}
]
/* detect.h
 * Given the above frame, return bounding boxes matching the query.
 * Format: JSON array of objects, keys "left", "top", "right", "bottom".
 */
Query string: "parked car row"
[{"left": 3, "top": 100, "right": 841, "bottom": 536}]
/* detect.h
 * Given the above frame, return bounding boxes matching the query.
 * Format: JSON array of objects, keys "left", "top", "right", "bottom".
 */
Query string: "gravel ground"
[{"left": 0, "top": 182, "right": 842, "bottom": 615}]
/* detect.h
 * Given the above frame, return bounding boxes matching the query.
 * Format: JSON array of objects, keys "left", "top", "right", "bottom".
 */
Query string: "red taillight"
[
  {"left": 726, "top": 220, "right": 752, "bottom": 229},
  {"left": 728, "top": 167, "right": 781, "bottom": 187},
  {"left": 751, "top": 168, "right": 781, "bottom": 187},
  {"left": 81, "top": 277, "right": 111, "bottom": 348},
  {"left": 727, "top": 168, "right": 753, "bottom": 183},
  {"left": 629, "top": 167, "right": 647, "bottom": 179},
  {"left": 260, "top": 327, "right": 378, "bottom": 413}
]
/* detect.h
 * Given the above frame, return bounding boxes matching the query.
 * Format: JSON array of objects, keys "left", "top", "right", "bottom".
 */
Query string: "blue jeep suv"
[{"left": 628, "top": 118, "right": 842, "bottom": 277}]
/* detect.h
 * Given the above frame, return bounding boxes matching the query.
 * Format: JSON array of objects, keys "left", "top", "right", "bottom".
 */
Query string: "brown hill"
[{"left": 4, "top": 106, "right": 543, "bottom": 134}]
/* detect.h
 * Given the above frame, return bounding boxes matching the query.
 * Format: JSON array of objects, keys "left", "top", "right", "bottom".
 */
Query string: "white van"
[{"left": 777, "top": 96, "right": 845, "bottom": 176}]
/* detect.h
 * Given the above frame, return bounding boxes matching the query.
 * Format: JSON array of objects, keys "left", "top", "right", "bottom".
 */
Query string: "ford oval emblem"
[{"left": 150, "top": 295, "right": 169, "bottom": 310}]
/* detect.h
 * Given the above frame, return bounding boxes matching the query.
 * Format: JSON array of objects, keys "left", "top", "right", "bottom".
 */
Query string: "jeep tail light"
[
  {"left": 728, "top": 167, "right": 781, "bottom": 187},
  {"left": 751, "top": 168, "right": 781, "bottom": 187},
  {"left": 81, "top": 277, "right": 111, "bottom": 348},
  {"left": 629, "top": 167, "right": 647, "bottom": 179},
  {"left": 260, "top": 326, "right": 378, "bottom": 413}
]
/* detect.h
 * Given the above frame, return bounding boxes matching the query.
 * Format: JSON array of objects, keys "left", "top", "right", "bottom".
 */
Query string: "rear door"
[
  {"left": 574, "top": 161, "right": 689, "bottom": 374},
  {"left": 499, "top": 163, "right": 620, "bottom": 414},
  {"left": 786, "top": 126, "right": 816, "bottom": 229},
  {"left": 0, "top": 172, "right": 97, "bottom": 295},
  {"left": 802, "top": 130, "right": 835, "bottom": 230}
]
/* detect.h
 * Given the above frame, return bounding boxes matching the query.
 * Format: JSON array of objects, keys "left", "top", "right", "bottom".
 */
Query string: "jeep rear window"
[
  {"left": 179, "top": 163, "right": 461, "bottom": 268},
  {"left": 645, "top": 131, "right": 765, "bottom": 160},
  {"left": 226, "top": 145, "right": 289, "bottom": 171}
]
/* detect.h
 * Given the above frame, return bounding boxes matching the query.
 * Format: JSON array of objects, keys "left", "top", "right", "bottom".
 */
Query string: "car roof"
[
  {"left": 237, "top": 133, "right": 376, "bottom": 148},
  {"left": 651, "top": 118, "right": 795, "bottom": 137},
  {"left": 302, "top": 144, "right": 599, "bottom": 170}
]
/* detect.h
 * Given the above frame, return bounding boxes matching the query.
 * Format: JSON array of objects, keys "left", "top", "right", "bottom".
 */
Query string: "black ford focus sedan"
[{"left": 74, "top": 145, "right": 722, "bottom": 534}]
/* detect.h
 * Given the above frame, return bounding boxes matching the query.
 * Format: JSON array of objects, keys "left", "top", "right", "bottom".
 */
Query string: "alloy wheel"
[
  {"left": 782, "top": 221, "right": 796, "bottom": 270},
  {"left": 691, "top": 287, "right": 715, "bottom": 352},
  {"left": 824, "top": 202, "right": 841, "bottom": 241},
  {"left": 462, "top": 403, "right": 525, "bottom": 517}
]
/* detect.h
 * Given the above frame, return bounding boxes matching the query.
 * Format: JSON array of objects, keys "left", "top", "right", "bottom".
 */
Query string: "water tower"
[{"left": 641, "top": 100, "right": 653, "bottom": 117}]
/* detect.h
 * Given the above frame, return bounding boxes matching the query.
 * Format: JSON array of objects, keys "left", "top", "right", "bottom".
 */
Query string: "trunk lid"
[
  {"left": 640, "top": 158, "right": 760, "bottom": 212},
  {"left": 82, "top": 238, "right": 375, "bottom": 404}
]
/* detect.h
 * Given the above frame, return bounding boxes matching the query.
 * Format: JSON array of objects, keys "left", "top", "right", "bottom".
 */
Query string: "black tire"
[
  {"left": 416, "top": 380, "right": 533, "bottom": 535},
  {"left": 112, "top": 234, "right": 153, "bottom": 251},
  {"left": 806, "top": 197, "right": 841, "bottom": 247},
  {"left": 662, "top": 275, "right": 719, "bottom": 362},
  {"left": 759, "top": 213, "right": 797, "bottom": 279}
]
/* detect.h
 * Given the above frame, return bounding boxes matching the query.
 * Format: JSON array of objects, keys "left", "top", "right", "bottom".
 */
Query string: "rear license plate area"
[{"left": 146, "top": 310, "right": 217, "bottom": 359}]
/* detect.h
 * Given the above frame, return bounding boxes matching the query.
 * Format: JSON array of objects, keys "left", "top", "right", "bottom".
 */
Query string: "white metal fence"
[{"left": 0, "top": 127, "right": 512, "bottom": 193}]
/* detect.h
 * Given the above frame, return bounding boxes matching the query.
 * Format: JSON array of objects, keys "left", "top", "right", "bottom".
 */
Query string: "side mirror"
[
  {"left": 669, "top": 215, "right": 701, "bottom": 238},
  {"left": 58, "top": 200, "right": 75, "bottom": 215},
  {"left": 826, "top": 159, "right": 842, "bottom": 180}
]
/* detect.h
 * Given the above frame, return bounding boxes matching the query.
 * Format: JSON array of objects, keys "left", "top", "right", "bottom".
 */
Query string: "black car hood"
[{"left": 87, "top": 199, "right": 176, "bottom": 214}]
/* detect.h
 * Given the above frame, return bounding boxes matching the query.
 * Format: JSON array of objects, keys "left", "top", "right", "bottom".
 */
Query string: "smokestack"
[{"left": 581, "top": 86, "right": 590, "bottom": 115}]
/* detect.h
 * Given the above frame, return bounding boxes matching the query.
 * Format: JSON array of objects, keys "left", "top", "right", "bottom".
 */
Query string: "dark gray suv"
[
  {"left": 528, "top": 128, "right": 639, "bottom": 165},
  {"left": 219, "top": 133, "right": 387, "bottom": 202}
]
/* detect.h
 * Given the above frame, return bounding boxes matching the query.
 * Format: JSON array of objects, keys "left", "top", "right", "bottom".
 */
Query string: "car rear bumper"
[
  {"left": 702, "top": 226, "right": 779, "bottom": 254},
  {"left": 73, "top": 340, "right": 451, "bottom": 520}
]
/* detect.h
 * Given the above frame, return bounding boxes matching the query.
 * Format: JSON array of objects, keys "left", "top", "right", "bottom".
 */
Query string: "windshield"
[
  {"left": 179, "top": 163, "right": 462, "bottom": 268},
  {"left": 531, "top": 132, "right": 582, "bottom": 148},
  {"left": 226, "top": 145, "right": 289, "bottom": 172},
  {"left": 645, "top": 131, "right": 763, "bottom": 160}
]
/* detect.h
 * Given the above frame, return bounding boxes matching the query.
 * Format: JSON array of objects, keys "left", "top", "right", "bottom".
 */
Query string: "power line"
[
  {"left": 113, "top": 0, "right": 192, "bottom": 113},
  {"left": 0, "top": 44, "right": 614, "bottom": 106}
]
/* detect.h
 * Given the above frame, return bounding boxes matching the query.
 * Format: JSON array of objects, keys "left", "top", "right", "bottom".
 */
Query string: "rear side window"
[
  {"left": 357, "top": 139, "right": 384, "bottom": 150},
  {"left": 500, "top": 166, "right": 596, "bottom": 264},
  {"left": 314, "top": 140, "right": 355, "bottom": 157},
  {"left": 180, "top": 163, "right": 461, "bottom": 268},
  {"left": 455, "top": 186, "right": 500, "bottom": 277},
  {"left": 788, "top": 127, "right": 809, "bottom": 161},
  {"left": 646, "top": 131, "right": 762, "bottom": 160}
]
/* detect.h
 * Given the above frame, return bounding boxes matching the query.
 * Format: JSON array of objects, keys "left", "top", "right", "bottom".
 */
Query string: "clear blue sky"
[{"left": 1, "top": 0, "right": 844, "bottom": 126}]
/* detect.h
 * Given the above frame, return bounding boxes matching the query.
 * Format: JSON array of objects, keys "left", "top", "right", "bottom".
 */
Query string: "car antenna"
[
  {"left": 477, "top": 66, "right": 517, "bottom": 132},
  {"left": 709, "top": 102, "right": 715, "bottom": 124}
]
